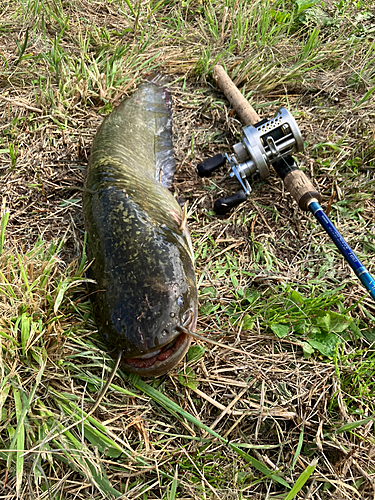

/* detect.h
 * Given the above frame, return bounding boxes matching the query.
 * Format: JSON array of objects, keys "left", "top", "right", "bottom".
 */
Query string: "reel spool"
[{"left": 197, "top": 107, "right": 304, "bottom": 214}]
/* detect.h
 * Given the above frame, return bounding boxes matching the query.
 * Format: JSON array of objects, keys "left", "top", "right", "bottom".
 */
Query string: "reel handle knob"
[
  {"left": 214, "top": 190, "right": 247, "bottom": 215},
  {"left": 197, "top": 154, "right": 226, "bottom": 177}
]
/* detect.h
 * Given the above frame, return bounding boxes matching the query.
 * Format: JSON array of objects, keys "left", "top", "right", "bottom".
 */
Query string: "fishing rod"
[{"left": 197, "top": 65, "right": 375, "bottom": 302}]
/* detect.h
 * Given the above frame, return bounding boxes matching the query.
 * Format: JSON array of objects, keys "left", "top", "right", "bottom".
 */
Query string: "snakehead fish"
[{"left": 83, "top": 81, "right": 198, "bottom": 377}]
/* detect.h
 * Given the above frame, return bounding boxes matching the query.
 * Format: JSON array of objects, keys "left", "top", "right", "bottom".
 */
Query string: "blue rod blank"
[{"left": 308, "top": 201, "right": 375, "bottom": 301}]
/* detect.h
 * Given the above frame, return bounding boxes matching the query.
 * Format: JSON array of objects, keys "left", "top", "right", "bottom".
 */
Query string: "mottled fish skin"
[{"left": 83, "top": 82, "right": 198, "bottom": 376}]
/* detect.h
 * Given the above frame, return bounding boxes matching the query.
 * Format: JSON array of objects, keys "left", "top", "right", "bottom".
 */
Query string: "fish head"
[
  {"left": 118, "top": 220, "right": 198, "bottom": 376},
  {"left": 118, "top": 275, "right": 198, "bottom": 377},
  {"left": 100, "top": 229, "right": 198, "bottom": 377}
]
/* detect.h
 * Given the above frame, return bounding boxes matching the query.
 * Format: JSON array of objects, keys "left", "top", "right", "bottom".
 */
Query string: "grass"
[{"left": 1, "top": 0, "right": 375, "bottom": 498}]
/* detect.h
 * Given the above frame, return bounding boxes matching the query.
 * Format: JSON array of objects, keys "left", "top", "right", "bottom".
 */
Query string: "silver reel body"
[{"left": 228, "top": 107, "right": 304, "bottom": 195}]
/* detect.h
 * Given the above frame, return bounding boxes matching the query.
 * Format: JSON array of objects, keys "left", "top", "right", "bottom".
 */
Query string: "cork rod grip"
[
  {"left": 212, "top": 64, "right": 321, "bottom": 210},
  {"left": 213, "top": 65, "right": 260, "bottom": 126},
  {"left": 283, "top": 170, "right": 321, "bottom": 211}
]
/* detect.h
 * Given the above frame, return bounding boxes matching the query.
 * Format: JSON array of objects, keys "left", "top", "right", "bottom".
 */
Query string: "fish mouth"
[
  {"left": 122, "top": 309, "right": 197, "bottom": 377},
  {"left": 122, "top": 332, "right": 192, "bottom": 377}
]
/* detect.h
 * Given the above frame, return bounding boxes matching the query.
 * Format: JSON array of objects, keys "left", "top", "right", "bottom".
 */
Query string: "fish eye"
[{"left": 177, "top": 296, "right": 184, "bottom": 308}]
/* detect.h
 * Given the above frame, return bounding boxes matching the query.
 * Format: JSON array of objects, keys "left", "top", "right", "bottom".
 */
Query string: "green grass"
[{"left": 1, "top": 0, "right": 375, "bottom": 498}]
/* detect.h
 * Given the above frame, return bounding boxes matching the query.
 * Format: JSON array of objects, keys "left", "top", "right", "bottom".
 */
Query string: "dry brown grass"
[{"left": 1, "top": 0, "right": 375, "bottom": 498}]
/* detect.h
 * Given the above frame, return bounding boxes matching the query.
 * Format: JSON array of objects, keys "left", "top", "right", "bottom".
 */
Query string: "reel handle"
[
  {"left": 214, "top": 190, "right": 247, "bottom": 215},
  {"left": 197, "top": 154, "right": 227, "bottom": 177},
  {"left": 213, "top": 64, "right": 322, "bottom": 210}
]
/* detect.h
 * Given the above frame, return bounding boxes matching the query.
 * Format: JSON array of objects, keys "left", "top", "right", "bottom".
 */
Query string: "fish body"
[{"left": 83, "top": 82, "right": 198, "bottom": 376}]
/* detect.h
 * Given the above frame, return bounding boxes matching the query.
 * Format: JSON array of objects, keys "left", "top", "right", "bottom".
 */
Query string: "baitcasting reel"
[
  {"left": 197, "top": 107, "right": 304, "bottom": 214},
  {"left": 205, "top": 63, "right": 375, "bottom": 301}
]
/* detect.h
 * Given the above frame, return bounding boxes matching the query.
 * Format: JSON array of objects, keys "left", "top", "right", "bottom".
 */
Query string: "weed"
[{"left": 1, "top": 0, "right": 375, "bottom": 497}]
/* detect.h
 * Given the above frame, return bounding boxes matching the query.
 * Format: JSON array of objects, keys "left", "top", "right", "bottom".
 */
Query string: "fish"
[{"left": 83, "top": 81, "right": 198, "bottom": 377}]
